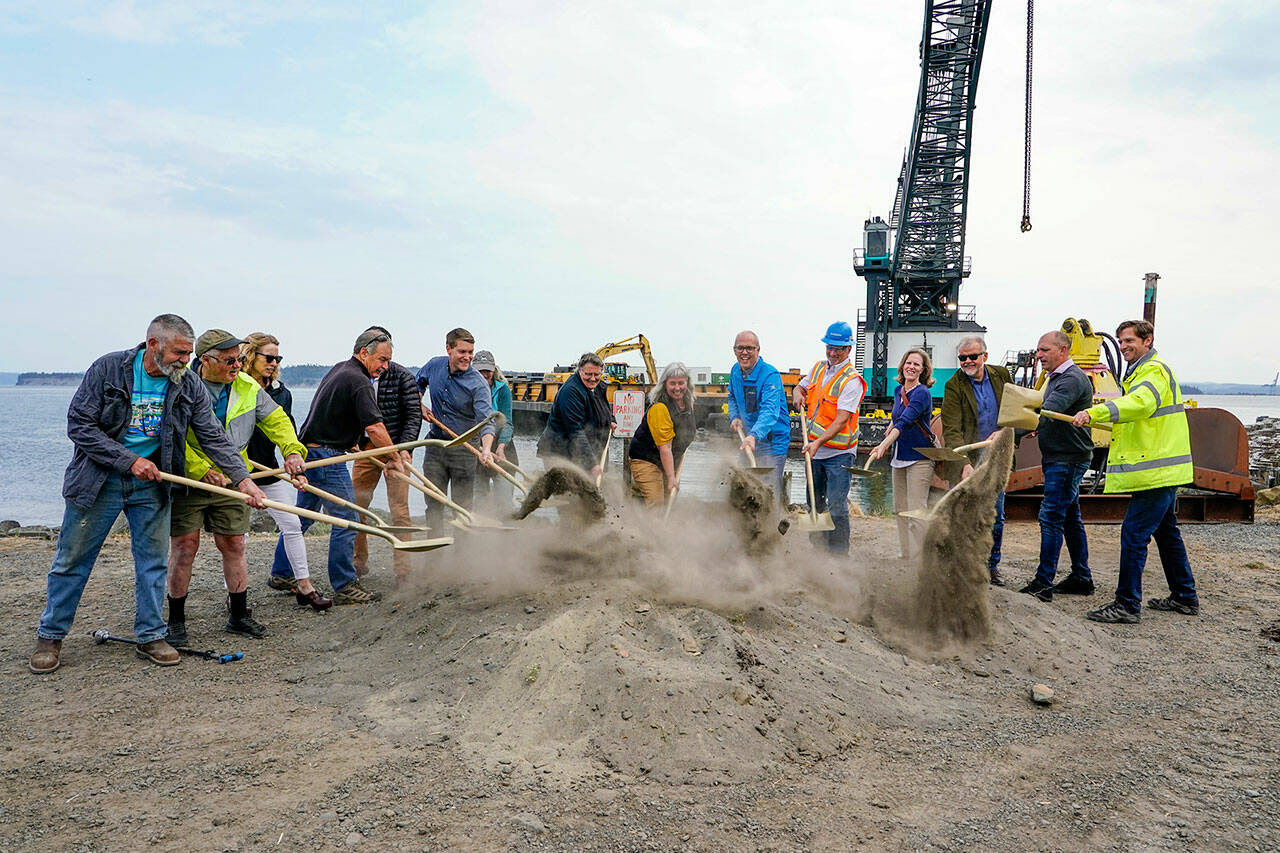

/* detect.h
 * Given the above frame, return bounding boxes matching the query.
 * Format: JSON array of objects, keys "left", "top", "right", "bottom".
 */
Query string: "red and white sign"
[{"left": 612, "top": 388, "right": 647, "bottom": 438}]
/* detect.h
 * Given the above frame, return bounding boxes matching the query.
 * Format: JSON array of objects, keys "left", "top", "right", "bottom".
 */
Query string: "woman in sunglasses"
[{"left": 242, "top": 332, "right": 331, "bottom": 611}]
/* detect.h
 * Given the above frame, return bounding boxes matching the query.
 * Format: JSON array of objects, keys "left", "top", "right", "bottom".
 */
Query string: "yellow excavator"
[{"left": 593, "top": 334, "right": 659, "bottom": 386}]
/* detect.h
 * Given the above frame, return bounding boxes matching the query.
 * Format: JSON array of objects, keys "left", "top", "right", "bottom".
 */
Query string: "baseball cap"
[
  {"left": 472, "top": 350, "right": 496, "bottom": 372},
  {"left": 196, "top": 329, "right": 245, "bottom": 357}
]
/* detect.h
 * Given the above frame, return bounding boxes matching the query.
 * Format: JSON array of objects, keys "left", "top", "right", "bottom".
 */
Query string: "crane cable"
[{"left": 1020, "top": 0, "right": 1034, "bottom": 232}]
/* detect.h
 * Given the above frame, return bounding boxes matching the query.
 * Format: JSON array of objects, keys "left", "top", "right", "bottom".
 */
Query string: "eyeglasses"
[
  {"left": 206, "top": 353, "right": 244, "bottom": 366},
  {"left": 957, "top": 353, "right": 985, "bottom": 362},
  {"left": 733, "top": 345, "right": 758, "bottom": 352},
  {"left": 259, "top": 354, "right": 284, "bottom": 364}
]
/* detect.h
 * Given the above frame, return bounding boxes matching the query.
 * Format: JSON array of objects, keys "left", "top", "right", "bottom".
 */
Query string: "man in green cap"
[{"left": 165, "top": 329, "right": 308, "bottom": 643}]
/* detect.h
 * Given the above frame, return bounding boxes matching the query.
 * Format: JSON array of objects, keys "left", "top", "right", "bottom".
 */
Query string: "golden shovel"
[
  {"left": 792, "top": 410, "right": 835, "bottom": 532},
  {"left": 370, "top": 457, "right": 517, "bottom": 532},
  {"left": 917, "top": 437, "right": 999, "bottom": 464},
  {"left": 998, "top": 383, "right": 1112, "bottom": 431},
  {"left": 843, "top": 456, "right": 881, "bottom": 478},
  {"left": 248, "top": 460, "right": 430, "bottom": 536},
  {"left": 157, "top": 472, "right": 453, "bottom": 552},
  {"left": 734, "top": 425, "right": 778, "bottom": 479}
]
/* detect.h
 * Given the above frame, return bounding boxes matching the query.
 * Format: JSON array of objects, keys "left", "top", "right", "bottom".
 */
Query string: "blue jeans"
[
  {"left": 809, "top": 452, "right": 853, "bottom": 554},
  {"left": 989, "top": 491, "right": 1005, "bottom": 570},
  {"left": 751, "top": 450, "right": 788, "bottom": 507},
  {"left": 38, "top": 472, "right": 171, "bottom": 643},
  {"left": 1116, "top": 486, "right": 1197, "bottom": 613},
  {"left": 271, "top": 447, "right": 358, "bottom": 591},
  {"left": 1034, "top": 460, "right": 1091, "bottom": 585}
]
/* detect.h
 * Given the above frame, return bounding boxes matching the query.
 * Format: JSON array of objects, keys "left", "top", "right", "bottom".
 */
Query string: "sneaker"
[
  {"left": 166, "top": 621, "right": 188, "bottom": 647},
  {"left": 225, "top": 610, "right": 269, "bottom": 638},
  {"left": 1018, "top": 578, "right": 1054, "bottom": 602},
  {"left": 29, "top": 638, "right": 62, "bottom": 674},
  {"left": 332, "top": 581, "right": 382, "bottom": 605},
  {"left": 136, "top": 639, "right": 181, "bottom": 666},
  {"left": 1148, "top": 596, "right": 1199, "bottom": 616},
  {"left": 1087, "top": 601, "right": 1141, "bottom": 624},
  {"left": 1053, "top": 574, "right": 1096, "bottom": 596},
  {"left": 267, "top": 575, "right": 298, "bottom": 593},
  {"left": 988, "top": 568, "right": 1008, "bottom": 588}
]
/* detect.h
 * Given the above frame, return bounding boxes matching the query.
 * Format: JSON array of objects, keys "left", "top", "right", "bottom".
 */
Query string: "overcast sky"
[{"left": 1, "top": 1, "right": 1276, "bottom": 383}]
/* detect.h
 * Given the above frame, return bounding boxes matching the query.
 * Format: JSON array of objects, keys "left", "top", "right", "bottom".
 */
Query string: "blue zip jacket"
[
  {"left": 727, "top": 358, "right": 790, "bottom": 455},
  {"left": 63, "top": 344, "right": 250, "bottom": 509}
]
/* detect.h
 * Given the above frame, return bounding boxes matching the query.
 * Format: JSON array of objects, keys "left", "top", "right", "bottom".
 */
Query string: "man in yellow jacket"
[
  {"left": 166, "top": 330, "right": 308, "bottom": 643},
  {"left": 1072, "top": 320, "right": 1198, "bottom": 624}
]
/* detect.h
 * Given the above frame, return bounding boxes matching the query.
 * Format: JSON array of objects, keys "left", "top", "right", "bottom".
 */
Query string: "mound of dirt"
[
  {"left": 514, "top": 465, "right": 606, "bottom": 524},
  {"left": 725, "top": 467, "right": 781, "bottom": 555},
  {"left": 913, "top": 429, "right": 1015, "bottom": 642}
]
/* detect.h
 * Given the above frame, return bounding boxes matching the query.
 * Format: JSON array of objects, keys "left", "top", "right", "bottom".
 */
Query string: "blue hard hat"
[{"left": 821, "top": 321, "right": 854, "bottom": 347}]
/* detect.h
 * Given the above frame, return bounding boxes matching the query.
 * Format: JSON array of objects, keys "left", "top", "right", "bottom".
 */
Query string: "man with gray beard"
[{"left": 29, "top": 314, "right": 265, "bottom": 674}]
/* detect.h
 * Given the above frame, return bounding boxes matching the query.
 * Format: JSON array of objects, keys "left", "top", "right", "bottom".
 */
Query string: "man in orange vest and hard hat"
[{"left": 792, "top": 321, "right": 868, "bottom": 554}]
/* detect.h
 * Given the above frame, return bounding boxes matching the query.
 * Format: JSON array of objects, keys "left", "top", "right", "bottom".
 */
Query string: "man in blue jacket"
[
  {"left": 727, "top": 330, "right": 790, "bottom": 501},
  {"left": 29, "top": 314, "right": 265, "bottom": 674}
]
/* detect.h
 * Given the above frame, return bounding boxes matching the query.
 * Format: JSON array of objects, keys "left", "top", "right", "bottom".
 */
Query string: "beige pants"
[
  {"left": 893, "top": 459, "right": 935, "bottom": 559},
  {"left": 351, "top": 456, "right": 413, "bottom": 579},
  {"left": 629, "top": 458, "right": 668, "bottom": 507}
]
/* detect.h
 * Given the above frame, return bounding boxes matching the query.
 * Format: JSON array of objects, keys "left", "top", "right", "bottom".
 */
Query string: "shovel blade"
[
  {"left": 391, "top": 536, "right": 454, "bottom": 552},
  {"left": 843, "top": 465, "right": 882, "bottom": 477},
  {"left": 997, "top": 383, "right": 1044, "bottom": 431},
  {"left": 791, "top": 511, "right": 836, "bottom": 532},
  {"left": 897, "top": 508, "right": 932, "bottom": 521},
  {"left": 376, "top": 525, "right": 432, "bottom": 535}
]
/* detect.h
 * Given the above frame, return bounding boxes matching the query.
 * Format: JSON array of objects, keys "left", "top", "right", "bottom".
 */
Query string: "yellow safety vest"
[
  {"left": 1085, "top": 350, "right": 1193, "bottom": 493},
  {"left": 804, "top": 361, "right": 865, "bottom": 451}
]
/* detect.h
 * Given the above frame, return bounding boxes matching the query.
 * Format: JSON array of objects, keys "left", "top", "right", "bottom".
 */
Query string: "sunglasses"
[
  {"left": 259, "top": 354, "right": 284, "bottom": 364},
  {"left": 957, "top": 353, "right": 985, "bottom": 362},
  {"left": 206, "top": 353, "right": 244, "bottom": 366}
]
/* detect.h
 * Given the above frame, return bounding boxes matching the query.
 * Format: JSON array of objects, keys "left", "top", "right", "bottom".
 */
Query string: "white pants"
[{"left": 259, "top": 479, "right": 310, "bottom": 580}]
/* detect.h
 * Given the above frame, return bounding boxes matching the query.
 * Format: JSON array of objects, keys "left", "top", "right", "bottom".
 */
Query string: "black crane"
[{"left": 854, "top": 0, "right": 994, "bottom": 405}]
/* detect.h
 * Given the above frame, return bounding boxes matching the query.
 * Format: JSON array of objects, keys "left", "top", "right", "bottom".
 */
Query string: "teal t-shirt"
[{"left": 122, "top": 351, "right": 168, "bottom": 459}]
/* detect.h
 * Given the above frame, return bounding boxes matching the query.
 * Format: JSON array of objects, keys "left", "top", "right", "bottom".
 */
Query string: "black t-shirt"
[{"left": 299, "top": 358, "right": 383, "bottom": 449}]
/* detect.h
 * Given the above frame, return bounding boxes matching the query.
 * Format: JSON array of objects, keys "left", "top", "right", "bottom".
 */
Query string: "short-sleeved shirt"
[
  {"left": 122, "top": 350, "right": 167, "bottom": 459},
  {"left": 299, "top": 357, "right": 383, "bottom": 449}
]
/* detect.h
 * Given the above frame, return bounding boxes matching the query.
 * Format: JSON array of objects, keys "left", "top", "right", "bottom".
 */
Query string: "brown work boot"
[
  {"left": 29, "top": 638, "right": 62, "bottom": 674},
  {"left": 136, "top": 639, "right": 180, "bottom": 666}
]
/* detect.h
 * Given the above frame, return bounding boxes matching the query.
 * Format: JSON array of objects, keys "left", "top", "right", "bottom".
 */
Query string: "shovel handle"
[
  {"left": 595, "top": 432, "right": 612, "bottom": 487},
  {"left": 424, "top": 413, "right": 527, "bottom": 494},
  {"left": 248, "top": 460, "right": 389, "bottom": 526},
  {"left": 734, "top": 425, "right": 759, "bottom": 467},
  {"left": 1042, "top": 409, "right": 1113, "bottom": 431},
  {"left": 797, "top": 411, "right": 820, "bottom": 523}
]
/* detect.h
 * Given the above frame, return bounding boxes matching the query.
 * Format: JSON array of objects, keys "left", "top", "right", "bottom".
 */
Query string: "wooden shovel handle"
[
  {"left": 734, "top": 425, "right": 759, "bottom": 467},
  {"left": 424, "top": 413, "right": 526, "bottom": 493},
  {"left": 1041, "top": 409, "right": 1113, "bottom": 431}
]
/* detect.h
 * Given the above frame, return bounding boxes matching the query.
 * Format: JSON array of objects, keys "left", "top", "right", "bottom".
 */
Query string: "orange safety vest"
[{"left": 804, "top": 361, "right": 865, "bottom": 450}]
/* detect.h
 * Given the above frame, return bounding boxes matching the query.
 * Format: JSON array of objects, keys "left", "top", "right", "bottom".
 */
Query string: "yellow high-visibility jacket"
[
  {"left": 1084, "top": 349, "right": 1192, "bottom": 493},
  {"left": 186, "top": 371, "right": 306, "bottom": 480}
]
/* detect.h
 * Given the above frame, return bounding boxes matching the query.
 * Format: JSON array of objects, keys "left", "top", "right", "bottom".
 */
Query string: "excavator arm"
[{"left": 595, "top": 334, "right": 658, "bottom": 384}]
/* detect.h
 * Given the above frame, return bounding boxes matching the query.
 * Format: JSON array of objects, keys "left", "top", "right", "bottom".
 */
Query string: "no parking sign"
[{"left": 612, "top": 388, "right": 646, "bottom": 438}]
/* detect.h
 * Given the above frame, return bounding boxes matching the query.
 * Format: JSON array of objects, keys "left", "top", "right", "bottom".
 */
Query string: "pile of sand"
[{"left": 287, "top": 439, "right": 1099, "bottom": 786}]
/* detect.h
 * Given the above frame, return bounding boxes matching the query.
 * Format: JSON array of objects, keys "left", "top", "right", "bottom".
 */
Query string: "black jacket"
[
  {"left": 62, "top": 344, "right": 248, "bottom": 509},
  {"left": 1037, "top": 363, "right": 1095, "bottom": 463},
  {"left": 374, "top": 361, "right": 422, "bottom": 445},
  {"left": 247, "top": 379, "right": 294, "bottom": 485},
  {"left": 538, "top": 372, "right": 612, "bottom": 471}
]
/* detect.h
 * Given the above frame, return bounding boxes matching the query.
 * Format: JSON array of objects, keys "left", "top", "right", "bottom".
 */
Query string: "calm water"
[{"left": 3, "top": 387, "right": 1276, "bottom": 526}]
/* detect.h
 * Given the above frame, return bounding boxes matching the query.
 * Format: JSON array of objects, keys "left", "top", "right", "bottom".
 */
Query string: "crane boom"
[{"left": 855, "top": 0, "right": 993, "bottom": 403}]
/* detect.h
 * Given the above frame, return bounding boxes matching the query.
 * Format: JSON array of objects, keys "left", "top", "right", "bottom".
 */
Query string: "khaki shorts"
[{"left": 170, "top": 487, "right": 251, "bottom": 536}]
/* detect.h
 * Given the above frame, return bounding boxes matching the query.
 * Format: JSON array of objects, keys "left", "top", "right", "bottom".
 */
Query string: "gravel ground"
[{"left": 2, "top": 505, "right": 1278, "bottom": 852}]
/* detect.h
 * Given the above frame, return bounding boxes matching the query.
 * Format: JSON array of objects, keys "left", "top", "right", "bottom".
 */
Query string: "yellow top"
[{"left": 645, "top": 403, "right": 675, "bottom": 445}]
